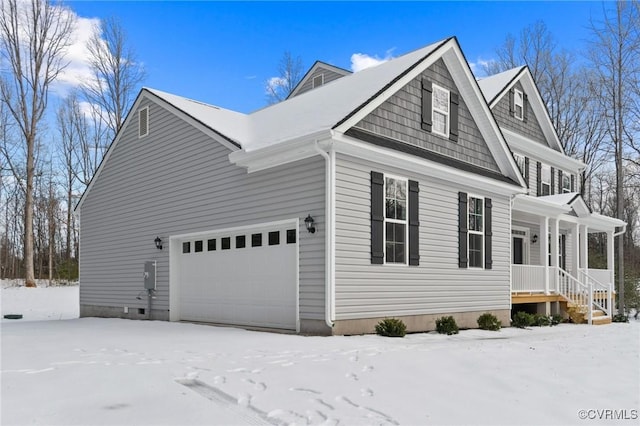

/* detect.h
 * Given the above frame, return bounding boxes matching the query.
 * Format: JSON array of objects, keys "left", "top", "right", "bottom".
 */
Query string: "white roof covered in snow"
[
  {"left": 146, "top": 39, "right": 445, "bottom": 151},
  {"left": 477, "top": 66, "right": 525, "bottom": 105}
]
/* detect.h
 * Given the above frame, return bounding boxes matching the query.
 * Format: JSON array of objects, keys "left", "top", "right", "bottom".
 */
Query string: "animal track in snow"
[
  {"left": 345, "top": 372, "right": 358, "bottom": 381},
  {"left": 361, "top": 388, "right": 374, "bottom": 397},
  {"left": 361, "top": 365, "right": 374, "bottom": 373}
]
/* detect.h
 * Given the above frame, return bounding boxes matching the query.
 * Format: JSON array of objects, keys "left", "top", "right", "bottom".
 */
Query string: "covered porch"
[{"left": 510, "top": 193, "right": 625, "bottom": 324}]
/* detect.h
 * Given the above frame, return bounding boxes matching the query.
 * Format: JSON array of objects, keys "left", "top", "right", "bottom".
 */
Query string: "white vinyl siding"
[
  {"left": 79, "top": 98, "right": 326, "bottom": 322},
  {"left": 334, "top": 153, "right": 511, "bottom": 320}
]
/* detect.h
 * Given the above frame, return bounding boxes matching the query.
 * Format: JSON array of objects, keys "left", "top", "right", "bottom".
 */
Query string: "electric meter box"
[{"left": 143, "top": 261, "right": 156, "bottom": 290}]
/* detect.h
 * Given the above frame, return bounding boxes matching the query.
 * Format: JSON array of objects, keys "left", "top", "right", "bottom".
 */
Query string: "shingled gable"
[{"left": 478, "top": 66, "right": 565, "bottom": 154}]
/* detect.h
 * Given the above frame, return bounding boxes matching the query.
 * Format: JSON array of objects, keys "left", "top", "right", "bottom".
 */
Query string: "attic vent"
[
  {"left": 312, "top": 74, "right": 324, "bottom": 89},
  {"left": 139, "top": 107, "right": 149, "bottom": 138}
]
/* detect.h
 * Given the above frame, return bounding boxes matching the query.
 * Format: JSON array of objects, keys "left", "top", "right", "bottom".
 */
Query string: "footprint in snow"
[
  {"left": 345, "top": 373, "right": 358, "bottom": 381},
  {"left": 213, "top": 376, "right": 226, "bottom": 384},
  {"left": 362, "top": 365, "right": 374, "bottom": 373},
  {"left": 361, "top": 388, "right": 374, "bottom": 397}
]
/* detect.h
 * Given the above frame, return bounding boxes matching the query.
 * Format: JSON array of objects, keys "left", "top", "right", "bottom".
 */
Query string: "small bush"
[
  {"left": 477, "top": 313, "right": 502, "bottom": 331},
  {"left": 533, "top": 313, "right": 551, "bottom": 327},
  {"left": 375, "top": 318, "right": 407, "bottom": 337},
  {"left": 550, "top": 314, "right": 563, "bottom": 326},
  {"left": 435, "top": 316, "right": 459, "bottom": 335},
  {"left": 612, "top": 313, "right": 629, "bottom": 323},
  {"left": 512, "top": 311, "right": 534, "bottom": 328}
]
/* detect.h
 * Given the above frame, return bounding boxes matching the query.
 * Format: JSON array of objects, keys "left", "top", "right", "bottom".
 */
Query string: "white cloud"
[
  {"left": 350, "top": 50, "right": 394, "bottom": 72},
  {"left": 265, "top": 76, "right": 287, "bottom": 94},
  {"left": 468, "top": 58, "right": 495, "bottom": 78}
]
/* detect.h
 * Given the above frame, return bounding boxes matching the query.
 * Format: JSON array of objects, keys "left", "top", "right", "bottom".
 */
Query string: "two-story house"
[
  {"left": 478, "top": 67, "right": 625, "bottom": 324},
  {"left": 75, "top": 37, "right": 624, "bottom": 334}
]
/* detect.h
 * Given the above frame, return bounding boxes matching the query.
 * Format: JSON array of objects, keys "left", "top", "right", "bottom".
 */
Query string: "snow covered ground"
[{"left": 1, "top": 284, "right": 639, "bottom": 426}]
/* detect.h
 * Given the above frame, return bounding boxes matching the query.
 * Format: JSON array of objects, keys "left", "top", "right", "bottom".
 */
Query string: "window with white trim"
[
  {"left": 514, "top": 89, "right": 524, "bottom": 120},
  {"left": 514, "top": 153, "right": 526, "bottom": 177},
  {"left": 562, "top": 172, "right": 571, "bottom": 193},
  {"left": 432, "top": 84, "right": 450, "bottom": 137},
  {"left": 541, "top": 164, "right": 551, "bottom": 196},
  {"left": 384, "top": 176, "right": 407, "bottom": 264},
  {"left": 468, "top": 196, "right": 484, "bottom": 268}
]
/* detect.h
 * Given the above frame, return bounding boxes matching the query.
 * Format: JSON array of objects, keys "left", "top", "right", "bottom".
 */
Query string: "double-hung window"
[
  {"left": 562, "top": 173, "right": 571, "bottom": 193},
  {"left": 384, "top": 176, "right": 408, "bottom": 264},
  {"left": 514, "top": 89, "right": 524, "bottom": 120},
  {"left": 468, "top": 196, "right": 484, "bottom": 268},
  {"left": 541, "top": 164, "right": 551, "bottom": 196},
  {"left": 514, "top": 153, "right": 526, "bottom": 177},
  {"left": 432, "top": 84, "right": 450, "bottom": 137}
]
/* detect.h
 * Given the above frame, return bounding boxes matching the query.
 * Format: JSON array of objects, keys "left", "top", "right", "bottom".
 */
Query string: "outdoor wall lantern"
[
  {"left": 304, "top": 214, "right": 316, "bottom": 234},
  {"left": 531, "top": 234, "right": 538, "bottom": 244},
  {"left": 154, "top": 236, "right": 163, "bottom": 250}
]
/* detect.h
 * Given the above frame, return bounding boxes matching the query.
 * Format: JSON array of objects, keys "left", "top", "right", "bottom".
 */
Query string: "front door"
[{"left": 513, "top": 236, "right": 524, "bottom": 265}]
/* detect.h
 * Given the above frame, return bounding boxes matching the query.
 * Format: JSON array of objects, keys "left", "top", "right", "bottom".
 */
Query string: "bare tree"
[
  {"left": 266, "top": 51, "right": 304, "bottom": 104},
  {"left": 0, "top": 0, "right": 75, "bottom": 287},
  {"left": 81, "top": 16, "right": 146, "bottom": 141},
  {"left": 587, "top": 0, "right": 640, "bottom": 314}
]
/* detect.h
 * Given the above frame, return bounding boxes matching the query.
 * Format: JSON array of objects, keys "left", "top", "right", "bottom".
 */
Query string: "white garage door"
[{"left": 177, "top": 224, "right": 298, "bottom": 330}]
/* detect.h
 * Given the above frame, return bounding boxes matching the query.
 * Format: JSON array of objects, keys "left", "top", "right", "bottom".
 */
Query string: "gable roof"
[
  {"left": 477, "top": 66, "right": 565, "bottom": 154},
  {"left": 287, "top": 60, "right": 352, "bottom": 99},
  {"left": 77, "top": 37, "right": 528, "bottom": 212}
]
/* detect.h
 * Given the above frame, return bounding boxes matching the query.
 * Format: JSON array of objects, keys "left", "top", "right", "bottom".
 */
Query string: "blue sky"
[{"left": 65, "top": 1, "right": 607, "bottom": 114}]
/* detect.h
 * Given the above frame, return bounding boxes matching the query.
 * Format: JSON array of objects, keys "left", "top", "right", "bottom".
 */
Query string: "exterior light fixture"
[
  {"left": 531, "top": 234, "right": 538, "bottom": 244},
  {"left": 304, "top": 214, "right": 316, "bottom": 234},
  {"left": 154, "top": 236, "right": 163, "bottom": 250}
]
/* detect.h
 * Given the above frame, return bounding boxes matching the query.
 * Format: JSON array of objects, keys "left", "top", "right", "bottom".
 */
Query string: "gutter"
[
  {"left": 313, "top": 140, "right": 335, "bottom": 330},
  {"left": 614, "top": 223, "right": 627, "bottom": 238}
]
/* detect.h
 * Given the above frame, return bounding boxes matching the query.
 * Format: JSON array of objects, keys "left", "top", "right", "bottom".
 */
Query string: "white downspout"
[{"left": 314, "top": 140, "right": 334, "bottom": 329}]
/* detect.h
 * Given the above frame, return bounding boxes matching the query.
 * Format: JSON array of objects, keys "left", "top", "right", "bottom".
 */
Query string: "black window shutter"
[
  {"left": 484, "top": 198, "right": 492, "bottom": 270},
  {"left": 449, "top": 92, "right": 459, "bottom": 142},
  {"left": 421, "top": 78, "right": 433, "bottom": 132},
  {"left": 408, "top": 180, "right": 420, "bottom": 266},
  {"left": 571, "top": 174, "right": 575, "bottom": 192},
  {"left": 371, "top": 171, "right": 385, "bottom": 264},
  {"left": 509, "top": 89, "right": 515, "bottom": 116},
  {"left": 523, "top": 94, "right": 529, "bottom": 122},
  {"left": 558, "top": 169, "right": 563, "bottom": 192},
  {"left": 550, "top": 167, "right": 555, "bottom": 195},
  {"left": 458, "top": 192, "right": 468, "bottom": 268},
  {"left": 536, "top": 162, "right": 542, "bottom": 196},
  {"left": 524, "top": 157, "right": 530, "bottom": 186}
]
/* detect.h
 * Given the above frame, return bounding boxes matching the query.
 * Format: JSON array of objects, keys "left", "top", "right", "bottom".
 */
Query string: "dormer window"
[
  {"left": 312, "top": 74, "right": 324, "bottom": 89},
  {"left": 514, "top": 89, "right": 524, "bottom": 120},
  {"left": 432, "top": 84, "right": 450, "bottom": 137}
]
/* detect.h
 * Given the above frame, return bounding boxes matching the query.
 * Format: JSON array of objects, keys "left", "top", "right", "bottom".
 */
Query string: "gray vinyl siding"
[
  {"left": 294, "top": 66, "right": 349, "bottom": 97},
  {"left": 354, "top": 59, "right": 500, "bottom": 173},
  {"left": 493, "top": 82, "right": 548, "bottom": 146},
  {"left": 334, "top": 153, "right": 511, "bottom": 319},
  {"left": 79, "top": 98, "right": 326, "bottom": 320}
]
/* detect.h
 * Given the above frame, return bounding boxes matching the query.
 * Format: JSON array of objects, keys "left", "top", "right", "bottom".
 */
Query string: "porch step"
[{"left": 592, "top": 315, "right": 612, "bottom": 325}]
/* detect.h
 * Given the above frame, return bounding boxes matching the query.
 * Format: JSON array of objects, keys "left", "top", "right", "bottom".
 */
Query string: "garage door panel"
[{"left": 177, "top": 225, "right": 297, "bottom": 330}]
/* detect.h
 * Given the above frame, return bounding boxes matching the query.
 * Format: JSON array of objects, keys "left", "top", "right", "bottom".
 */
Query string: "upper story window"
[
  {"left": 514, "top": 89, "right": 524, "bottom": 120},
  {"left": 514, "top": 153, "right": 527, "bottom": 177},
  {"left": 541, "top": 164, "right": 551, "bottom": 196},
  {"left": 562, "top": 172, "right": 571, "bottom": 193},
  {"left": 385, "top": 176, "right": 408, "bottom": 264},
  {"left": 468, "top": 196, "right": 484, "bottom": 268},
  {"left": 432, "top": 84, "right": 450, "bottom": 137}
]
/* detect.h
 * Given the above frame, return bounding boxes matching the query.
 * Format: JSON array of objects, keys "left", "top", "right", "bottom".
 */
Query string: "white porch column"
[
  {"left": 580, "top": 225, "right": 589, "bottom": 271},
  {"left": 540, "top": 217, "right": 549, "bottom": 295},
  {"left": 607, "top": 230, "right": 615, "bottom": 286},
  {"left": 571, "top": 222, "right": 579, "bottom": 276},
  {"left": 550, "top": 218, "right": 559, "bottom": 296}
]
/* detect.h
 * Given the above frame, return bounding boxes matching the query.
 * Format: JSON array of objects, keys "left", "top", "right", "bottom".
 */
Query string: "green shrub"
[
  {"left": 550, "top": 314, "right": 563, "bottom": 326},
  {"left": 533, "top": 313, "right": 551, "bottom": 327},
  {"left": 512, "top": 311, "right": 534, "bottom": 328},
  {"left": 435, "top": 316, "right": 459, "bottom": 335},
  {"left": 477, "top": 313, "right": 502, "bottom": 331},
  {"left": 612, "top": 313, "right": 629, "bottom": 323},
  {"left": 375, "top": 318, "right": 407, "bottom": 337}
]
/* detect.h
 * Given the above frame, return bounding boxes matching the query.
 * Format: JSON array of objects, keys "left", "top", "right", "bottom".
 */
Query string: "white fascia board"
[
  {"left": 512, "top": 194, "right": 571, "bottom": 217},
  {"left": 229, "top": 130, "right": 332, "bottom": 173},
  {"left": 583, "top": 214, "right": 626, "bottom": 231},
  {"left": 504, "top": 129, "right": 585, "bottom": 172},
  {"left": 333, "top": 133, "right": 525, "bottom": 197}
]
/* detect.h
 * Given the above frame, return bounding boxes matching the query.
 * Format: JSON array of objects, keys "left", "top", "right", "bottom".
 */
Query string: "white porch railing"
[
  {"left": 511, "top": 265, "right": 547, "bottom": 292},
  {"left": 578, "top": 270, "right": 613, "bottom": 318}
]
